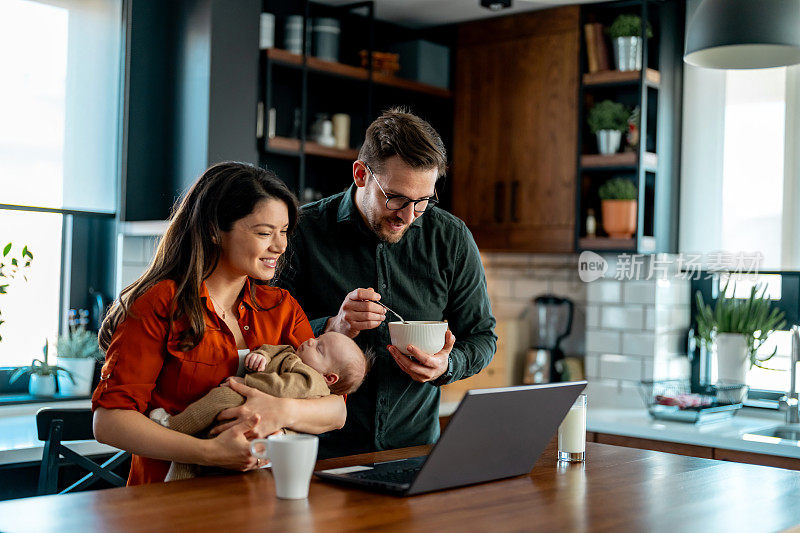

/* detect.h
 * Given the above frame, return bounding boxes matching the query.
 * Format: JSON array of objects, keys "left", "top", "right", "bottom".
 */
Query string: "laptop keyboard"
[
  {"left": 352, "top": 466, "right": 421, "bottom": 485},
  {"left": 348, "top": 456, "right": 427, "bottom": 486}
]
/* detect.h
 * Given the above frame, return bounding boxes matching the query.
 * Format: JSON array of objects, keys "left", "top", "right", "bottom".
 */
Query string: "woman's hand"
[
  {"left": 210, "top": 379, "right": 287, "bottom": 439},
  {"left": 202, "top": 414, "right": 261, "bottom": 471}
]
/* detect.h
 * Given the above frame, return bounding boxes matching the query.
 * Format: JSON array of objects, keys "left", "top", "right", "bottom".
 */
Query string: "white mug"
[{"left": 250, "top": 434, "right": 319, "bottom": 499}]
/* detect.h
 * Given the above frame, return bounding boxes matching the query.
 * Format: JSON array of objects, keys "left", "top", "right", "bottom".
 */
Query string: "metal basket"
[{"left": 639, "top": 380, "right": 749, "bottom": 424}]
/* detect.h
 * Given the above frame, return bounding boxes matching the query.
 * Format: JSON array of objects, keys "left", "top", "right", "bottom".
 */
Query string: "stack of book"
[{"left": 584, "top": 23, "right": 611, "bottom": 73}]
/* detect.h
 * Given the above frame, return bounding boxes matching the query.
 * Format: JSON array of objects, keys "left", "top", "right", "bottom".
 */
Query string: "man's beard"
[{"left": 368, "top": 212, "right": 408, "bottom": 244}]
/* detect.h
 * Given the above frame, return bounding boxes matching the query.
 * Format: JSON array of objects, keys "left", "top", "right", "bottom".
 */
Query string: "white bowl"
[{"left": 388, "top": 321, "right": 448, "bottom": 356}]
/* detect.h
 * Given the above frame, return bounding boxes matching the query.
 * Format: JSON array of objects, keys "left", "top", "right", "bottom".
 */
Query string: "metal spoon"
[{"left": 366, "top": 299, "right": 407, "bottom": 323}]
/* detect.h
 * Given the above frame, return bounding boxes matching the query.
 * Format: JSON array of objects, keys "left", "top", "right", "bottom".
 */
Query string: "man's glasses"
[{"left": 364, "top": 162, "right": 439, "bottom": 214}]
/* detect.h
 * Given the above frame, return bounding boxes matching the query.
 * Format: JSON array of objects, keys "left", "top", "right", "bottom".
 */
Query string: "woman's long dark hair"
[{"left": 99, "top": 162, "right": 299, "bottom": 352}]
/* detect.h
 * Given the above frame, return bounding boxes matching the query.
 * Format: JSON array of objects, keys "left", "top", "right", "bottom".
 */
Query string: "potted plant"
[
  {"left": 10, "top": 340, "right": 73, "bottom": 397},
  {"left": 0, "top": 242, "right": 34, "bottom": 342},
  {"left": 608, "top": 14, "right": 653, "bottom": 72},
  {"left": 56, "top": 325, "right": 103, "bottom": 396},
  {"left": 588, "top": 100, "right": 629, "bottom": 155},
  {"left": 695, "top": 282, "right": 786, "bottom": 388},
  {"left": 597, "top": 177, "right": 637, "bottom": 239}
]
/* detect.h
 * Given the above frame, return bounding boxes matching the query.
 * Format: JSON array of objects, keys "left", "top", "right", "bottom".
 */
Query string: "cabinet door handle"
[
  {"left": 494, "top": 182, "right": 505, "bottom": 223},
  {"left": 510, "top": 180, "right": 520, "bottom": 223}
]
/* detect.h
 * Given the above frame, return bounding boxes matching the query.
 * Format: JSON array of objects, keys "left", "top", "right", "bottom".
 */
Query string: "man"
[{"left": 277, "top": 108, "right": 496, "bottom": 458}]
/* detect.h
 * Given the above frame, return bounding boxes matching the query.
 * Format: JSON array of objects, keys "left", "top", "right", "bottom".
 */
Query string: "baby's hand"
[
  {"left": 221, "top": 376, "right": 245, "bottom": 388},
  {"left": 245, "top": 351, "right": 267, "bottom": 372}
]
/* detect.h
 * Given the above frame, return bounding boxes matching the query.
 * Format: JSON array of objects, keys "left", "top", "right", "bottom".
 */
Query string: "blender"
[{"left": 524, "top": 295, "right": 574, "bottom": 383}]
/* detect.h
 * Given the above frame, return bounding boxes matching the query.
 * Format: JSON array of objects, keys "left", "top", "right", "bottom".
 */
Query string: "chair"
[{"left": 36, "top": 408, "right": 130, "bottom": 495}]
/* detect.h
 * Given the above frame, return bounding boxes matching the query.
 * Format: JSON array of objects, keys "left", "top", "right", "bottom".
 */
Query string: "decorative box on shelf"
[{"left": 639, "top": 380, "right": 749, "bottom": 424}]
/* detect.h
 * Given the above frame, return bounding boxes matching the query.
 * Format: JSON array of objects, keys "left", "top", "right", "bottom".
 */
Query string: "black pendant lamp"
[{"left": 684, "top": 0, "right": 800, "bottom": 69}]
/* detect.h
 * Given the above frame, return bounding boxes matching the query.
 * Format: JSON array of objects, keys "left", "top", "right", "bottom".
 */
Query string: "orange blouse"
[{"left": 91, "top": 278, "right": 314, "bottom": 485}]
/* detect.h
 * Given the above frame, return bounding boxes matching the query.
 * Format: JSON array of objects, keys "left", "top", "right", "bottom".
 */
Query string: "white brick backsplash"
[
  {"left": 656, "top": 278, "right": 690, "bottom": 305},
  {"left": 644, "top": 307, "right": 656, "bottom": 330},
  {"left": 653, "top": 355, "right": 690, "bottom": 380},
  {"left": 584, "top": 353, "right": 601, "bottom": 378},
  {"left": 599, "top": 354, "right": 642, "bottom": 381},
  {"left": 487, "top": 277, "right": 513, "bottom": 300},
  {"left": 492, "top": 300, "right": 530, "bottom": 320},
  {"left": 587, "top": 280, "right": 622, "bottom": 303},
  {"left": 599, "top": 305, "right": 645, "bottom": 330},
  {"left": 622, "top": 331, "right": 656, "bottom": 357},
  {"left": 485, "top": 252, "right": 531, "bottom": 269},
  {"left": 654, "top": 305, "right": 691, "bottom": 331},
  {"left": 551, "top": 280, "right": 586, "bottom": 302},
  {"left": 623, "top": 280, "right": 656, "bottom": 304},
  {"left": 512, "top": 279, "right": 550, "bottom": 300},
  {"left": 121, "top": 236, "right": 145, "bottom": 264},
  {"left": 586, "top": 305, "right": 600, "bottom": 328},
  {"left": 655, "top": 331, "right": 686, "bottom": 356},
  {"left": 642, "top": 357, "right": 654, "bottom": 380},
  {"left": 586, "top": 329, "right": 621, "bottom": 354}
]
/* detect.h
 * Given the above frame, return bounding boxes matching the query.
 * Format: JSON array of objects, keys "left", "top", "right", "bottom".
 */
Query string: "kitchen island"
[{"left": 1, "top": 439, "right": 800, "bottom": 532}]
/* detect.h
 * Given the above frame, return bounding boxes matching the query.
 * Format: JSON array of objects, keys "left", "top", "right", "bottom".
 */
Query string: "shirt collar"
[{"left": 336, "top": 184, "right": 424, "bottom": 231}]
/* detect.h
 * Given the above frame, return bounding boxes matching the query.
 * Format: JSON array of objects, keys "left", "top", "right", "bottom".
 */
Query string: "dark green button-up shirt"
[{"left": 277, "top": 185, "right": 497, "bottom": 458}]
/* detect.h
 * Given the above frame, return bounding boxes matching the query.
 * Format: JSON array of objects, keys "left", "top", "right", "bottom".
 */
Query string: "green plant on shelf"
[
  {"left": 9, "top": 340, "right": 74, "bottom": 384},
  {"left": 0, "top": 242, "right": 34, "bottom": 342},
  {"left": 598, "top": 177, "right": 637, "bottom": 200},
  {"left": 694, "top": 280, "right": 786, "bottom": 369},
  {"left": 587, "top": 100, "right": 630, "bottom": 134},
  {"left": 608, "top": 14, "right": 654, "bottom": 39}
]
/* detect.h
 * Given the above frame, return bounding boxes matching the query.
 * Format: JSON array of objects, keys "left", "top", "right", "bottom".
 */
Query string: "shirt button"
[
  {"left": 240, "top": 305, "right": 244, "bottom": 310},
  {"left": 243, "top": 325, "right": 250, "bottom": 331},
  {"left": 381, "top": 283, "right": 387, "bottom": 289}
]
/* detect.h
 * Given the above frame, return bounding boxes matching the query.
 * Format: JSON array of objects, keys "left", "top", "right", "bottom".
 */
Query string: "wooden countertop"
[{"left": 2, "top": 440, "right": 800, "bottom": 532}]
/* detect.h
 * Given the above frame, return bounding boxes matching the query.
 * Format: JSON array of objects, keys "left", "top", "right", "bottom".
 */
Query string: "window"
[
  {"left": 682, "top": 58, "right": 800, "bottom": 394},
  {"left": 0, "top": 0, "right": 122, "bottom": 368}
]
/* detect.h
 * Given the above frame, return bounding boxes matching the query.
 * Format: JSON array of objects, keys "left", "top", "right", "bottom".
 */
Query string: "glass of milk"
[{"left": 558, "top": 394, "right": 587, "bottom": 462}]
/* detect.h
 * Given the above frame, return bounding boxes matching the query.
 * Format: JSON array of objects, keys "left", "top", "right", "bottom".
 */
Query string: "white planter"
[
  {"left": 613, "top": 36, "right": 642, "bottom": 71},
  {"left": 57, "top": 357, "right": 96, "bottom": 396},
  {"left": 713, "top": 333, "right": 750, "bottom": 385},
  {"left": 29, "top": 374, "right": 57, "bottom": 397},
  {"left": 596, "top": 130, "right": 622, "bottom": 155}
]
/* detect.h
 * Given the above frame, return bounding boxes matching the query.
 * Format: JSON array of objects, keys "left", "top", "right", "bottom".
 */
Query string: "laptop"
[{"left": 315, "top": 381, "right": 587, "bottom": 496}]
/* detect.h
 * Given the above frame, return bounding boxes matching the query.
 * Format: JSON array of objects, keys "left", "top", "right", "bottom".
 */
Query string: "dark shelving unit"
[
  {"left": 575, "top": 0, "right": 684, "bottom": 254},
  {"left": 258, "top": 1, "right": 454, "bottom": 207}
]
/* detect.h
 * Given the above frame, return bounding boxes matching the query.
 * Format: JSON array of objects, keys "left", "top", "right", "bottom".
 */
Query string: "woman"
[{"left": 93, "top": 162, "right": 346, "bottom": 485}]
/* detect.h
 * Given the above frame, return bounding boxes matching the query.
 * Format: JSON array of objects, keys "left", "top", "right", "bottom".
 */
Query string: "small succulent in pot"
[
  {"left": 57, "top": 326, "right": 103, "bottom": 361},
  {"left": 588, "top": 101, "right": 630, "bottom": 155},
  {"left": 10, "top": 340, "right": 73, "bottom": 396},
  {"left": 588, "top": 100, "right": 630, "bottom": 135},
  {"left": 598, "top": 178, "right": 638, "bottom": 239},
  {"left": 598, "top": 177, "right": 638, "bottom": 201},
  {"left": 608, "top": 14, "right": 654, "bottom": 39}
]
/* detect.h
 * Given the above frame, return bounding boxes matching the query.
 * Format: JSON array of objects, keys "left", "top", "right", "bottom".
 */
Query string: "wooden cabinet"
[
  {"left": 451, "top": 7, "right": 580, "bottom": 253},
  {"left": 592, "top": 432, "right": 800, "bottom": 471}
]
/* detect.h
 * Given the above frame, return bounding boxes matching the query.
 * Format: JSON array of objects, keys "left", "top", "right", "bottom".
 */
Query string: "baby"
[{"left": 150, "top": 331, "right": 372, "bottom": 481}]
